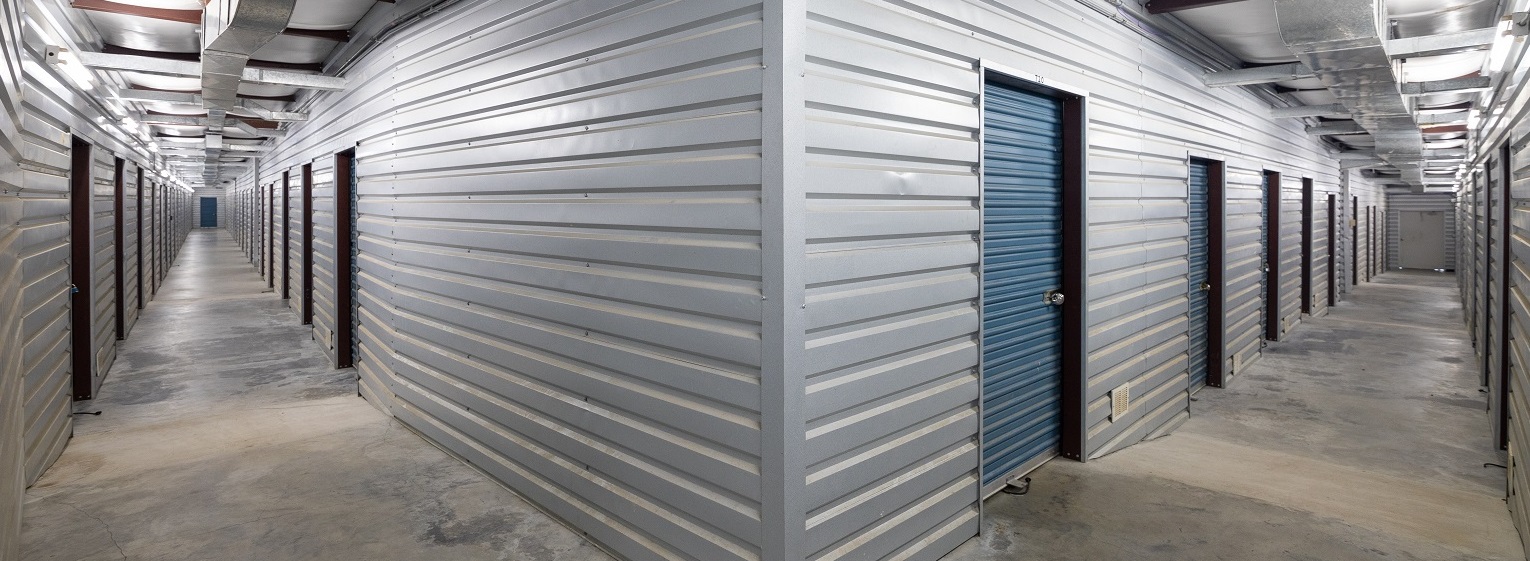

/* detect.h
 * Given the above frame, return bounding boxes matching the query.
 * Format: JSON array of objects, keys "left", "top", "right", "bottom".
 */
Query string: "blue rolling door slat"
[
  {"left": 981, "top": 81, "right": 1065, "bottom": 488},
  {"left": 1188, "top": 161, "right": 1211, "bottom": 390}
]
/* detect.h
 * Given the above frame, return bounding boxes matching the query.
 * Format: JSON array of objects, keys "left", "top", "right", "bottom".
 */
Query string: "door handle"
[{"left": 1043, "top": 290, "right": 1065, "bottom": 306}]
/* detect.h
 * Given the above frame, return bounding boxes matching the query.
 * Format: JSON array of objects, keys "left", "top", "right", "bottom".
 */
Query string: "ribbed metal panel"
[
  {"left": 1188, "top": 160, "right": 1210, "bottom": 389},
  {"left": 1386, "top": 192, "right": 1456, "bottom": 271},
  {"left": 1490, "top": 155, "right": 1506, "bottom": 449},
  {"left": 0, "top": 0, "right": 26, "bottom": 553},
  {"left": 122, "top": 162, "right": 139, "bottom": 335},
  {"left": 89, "top": 147, "right": 117, "bottom": 396},
  {"left": 241, "top": 2, "right": 771, "bottom": 560},
  {"left": 1506, "top": 135, "right": 1530, "bottom": 551},
  {"left": 1224, "top": 165, "right": 1265, "bottom": 379},
  {"left": 979, "top": 82, "right": 1064, "bottom": 491},
  {"left": 18, "top": 76, "right": 72, "bottom": 487},
  {"left": 1309, "top": 183, "right": 1332, "bottom": 318},
  {"left": 1277, "top": 176, "right": 1301, "bottom": 336}
]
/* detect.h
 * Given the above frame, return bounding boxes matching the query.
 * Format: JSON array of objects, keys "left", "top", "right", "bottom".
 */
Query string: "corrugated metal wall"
[
  {"left": 18, "top": 69, "right": 75, "bottom": 487},
  {"left": 1276, "top": 175, "right": 1302, "bottom": 336},
  {"left": 232, "top": 2, "right": 771, "bottom": 560},
  {"left": 0, "top": 0, "right": 25, "bottom": 555},
  {"left": 192, "top": 187, "right": 225, "bottom": 227},
  {"left": 1387, "top": 192, "right": 1456, "bottom": 271},
  {"left": 122, "top": 162, "right": 140, "bottom": 335},
  {"left": 1507, "top": 135, "right": 1530, "bottom": 555},
  {"left": 218, "top": 2, "right": 1400, "bottom": 560},
  {"left": 88, "top": 148, "right": 116, "bottom": 397},
  {"left": 1309, "top": 182, "right": 1333, "bottom": 317}
]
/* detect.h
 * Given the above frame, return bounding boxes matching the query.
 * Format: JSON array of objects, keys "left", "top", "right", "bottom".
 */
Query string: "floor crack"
[{"left": 56, "top": 498, "right": 127, "bottom": 561}]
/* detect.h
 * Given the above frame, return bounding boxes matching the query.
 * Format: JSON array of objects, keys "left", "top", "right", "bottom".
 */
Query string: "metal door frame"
[
  {"left": 302, "top": 163, "right": 314, "bottom": 325},
  {"left": 1185, "top": 155, "right": 1227, "bottom": 388},
  {"left": 69, "top": 136, "right": 94, "bottom": 400},
  {"left": 1327, "top": 193, "right": 1337, "bottom": 306},
  {"left": 113, "top": 158, "right": 125, "bottom": 340},
  {"left": 282, "top": 171, "right": 291, "bottom": 300},
  {"left": 1263, "top": 170, "right": 1280, "bottom": 341},
  {"left": 1300, "top": 178, "right": 1313, "bottom": 315},
  {"left": 1500, "top": 142, "right": 1514, "bottom": 450},
  {"left": 334, "top": 149, "right": 357, "bottom": 369},
  {"left": 977, "top": 62, "right": 1088, "bottom": 495},
  {"left": 135, "top": 167, "right": 144, "bottom": 310}
]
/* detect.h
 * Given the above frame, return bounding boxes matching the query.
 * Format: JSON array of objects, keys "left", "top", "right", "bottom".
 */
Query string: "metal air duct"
[
  {"left": 1275, "top": 0, "right": 1427, "bottom": 191},
  {"left": 201, "top": 0, "right": 296, "bottom": 183}
]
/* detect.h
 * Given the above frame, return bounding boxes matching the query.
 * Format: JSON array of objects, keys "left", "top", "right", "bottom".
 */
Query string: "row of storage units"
[
  {"left": 1456, "top": 66, "right": 1530, "bottom": 548},
  {"left": 0, "top": 1, "right": 195, "bottom": 554},
  {"left": 221, "top": 2, "right": 1395, "bottom": 560}
]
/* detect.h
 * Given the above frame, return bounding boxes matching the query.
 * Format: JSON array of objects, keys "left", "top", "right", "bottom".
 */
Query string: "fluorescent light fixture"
[{"left": 53, "top": 49, "right": 94, "bottom": 91}]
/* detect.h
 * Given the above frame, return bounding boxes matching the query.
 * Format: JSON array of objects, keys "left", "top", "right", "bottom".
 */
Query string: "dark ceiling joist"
[
  {"left": 129, "top": 84, "right": 298, "bottom": 104},
  {"left": 71, "top": 0, "right": 350, "bottom": 42},
  {"left": 1144, "top": 0, "right": 1252, "bottom": 14},
  {"left": 103, "top": 44, "right": 324, "bottom": 73}
]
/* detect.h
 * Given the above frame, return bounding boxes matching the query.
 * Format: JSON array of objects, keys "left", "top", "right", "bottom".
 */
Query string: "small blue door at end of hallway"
[
  {"left": 1188, "top": 161, "right": 1212, "bottom": 389},
  {"left": 200, "top": 197, "right": 217, "bottom": 228},
  {"left": 981, "top": 80, "right": 1064, "bottom": 492}
]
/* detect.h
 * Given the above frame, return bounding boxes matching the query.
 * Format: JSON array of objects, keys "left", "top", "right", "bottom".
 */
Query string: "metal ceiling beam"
[
  {"left": 1143, "top": 0, "right": 1252, "bottom": 14},
  {"left": 1306, "top": 122, "right": 1368, "bottom": 136},
  {"left": 1415, "top": 111, "right": 1469, "bottom": 125},
  {"left": 1204, "top": 62, "right": 1315, "bottom": 87},
  {"left": 74, "top": 51, "right": 346, "bottom": 90},
  {"left": 1386, "top": 28, "right": 1498, "bottom": 59},
  {"left": 1400, "top": 76, "right": 1493, "bottom": 95},
  {"left": 1271, "top": 103, "right": 1349, "bottom": 118},
  {"left": 69, "top": 0, "right": 349, "bottom": 42}
]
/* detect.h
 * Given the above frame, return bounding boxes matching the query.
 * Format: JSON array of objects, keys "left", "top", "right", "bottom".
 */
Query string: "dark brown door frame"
[
  {"left": 1264, "top": 170, "right": 1280, "bottom": 341},
  {"left": 1058, "top": 89, "right": 1086, "bottom": 462},
  {"left": 149, "top": 182, "right": 158, "bottom": 295},
  {"left": 1500, "top": 144, "right": 1514, "bottom": 450},
  {"left": 334, "top": 150, "right": 356, "bottom": 369},
  {"left": 135, "top": 167, "right": 144, "bottom": 309},
  {"left": 113, "top": 158, "right": 125, "bottom": 340},
  {"left": 301, "top": 163, "right": 314, "bottom": 325},
  {"left": 1326, "top": 193, "right": 1337, "bottom": 306},
  {"left": 1203, "top": 159, "right": 1228, "bottom": 388},
  {"left": 1300, "top": 178, "right": 1313, "bottom": 315},
  {"left": 268, "top": 182, "right": 276, "bottom": 288},
  {"left": 282, "top": 171, "right": 291, "bottom": 299},
  {"left": 69, "top": 136, "right": 94, "bottom": 400}
]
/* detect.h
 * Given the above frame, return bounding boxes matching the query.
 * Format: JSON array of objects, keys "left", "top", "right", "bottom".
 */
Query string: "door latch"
[
  {"left": 1043, "top": 290, "right": 1065, "bottom": 306},
  {"left": 1200, "top": 282, "right": 1212, "bottom": 293},
  {"left": 68, "top": 284, "right": 78, "bottom": 295}
]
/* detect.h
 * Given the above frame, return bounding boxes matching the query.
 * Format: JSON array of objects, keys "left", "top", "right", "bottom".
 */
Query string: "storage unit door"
[
  {"left": 1188, "top": 160, "right": 1212, "bottom": 390},
  {"left": 200, "top": 197, "right": 217, "bottom": 228},
  {"left": 980, "top": 81, "right": 1064, "bottom": 491}
]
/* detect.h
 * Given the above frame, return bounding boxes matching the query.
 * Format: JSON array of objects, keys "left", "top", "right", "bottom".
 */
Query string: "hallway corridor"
[
  {"left": 952, "top": 270, "right": 1523, "bottom": 560},
  {"left": 19, "top": 230, "right": 605, "bottom": 561},
  {"left": 16, "top": 231, "right": 1524, "bottom": 561}
]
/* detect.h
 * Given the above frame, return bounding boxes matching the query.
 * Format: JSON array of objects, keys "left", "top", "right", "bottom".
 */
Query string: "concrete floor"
[
  {"left": 949, "top": 270, "right": 1524, "bottom": 561},
  {"left": 20, "top": 230, "right": 606, "bottom": 561},
  {"left": 19, "top": 231, "right": 1524, "bottom": 561}
]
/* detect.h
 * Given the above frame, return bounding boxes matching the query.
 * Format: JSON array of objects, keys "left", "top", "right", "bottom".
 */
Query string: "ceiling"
[
  {"left": 1154, "top": 0, "right": 1512, "bottom": 190},
  {"left": 46, "top": 0, "right": 381, "bottom": 188}
]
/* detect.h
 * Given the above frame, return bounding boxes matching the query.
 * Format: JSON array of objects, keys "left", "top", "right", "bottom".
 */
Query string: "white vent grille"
[{"left": 1110, "top": 383, "right": 1131, "bottom": 421}]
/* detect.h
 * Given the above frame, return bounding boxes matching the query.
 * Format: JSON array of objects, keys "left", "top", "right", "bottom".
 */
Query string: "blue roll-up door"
[
  {"left": 200, "top": 196, "right": 217, "bottom": 228},
  {"left": 981, "top": 81, "right": 1064, "bottom": 489},
  {"left": 1188, "top": 161, "right": 1211, "bottom": 390}
]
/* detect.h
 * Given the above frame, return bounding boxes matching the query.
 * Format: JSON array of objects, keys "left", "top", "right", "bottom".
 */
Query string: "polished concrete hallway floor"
[
  {"left": 949, "top": 270, "right": 1524, "bottom": 561},
  {"left": 20, "top": 229, "right": 606, "bottom": 561},
  {"left": 20, "top": 231, "right": 1524, "bottom": 561}
]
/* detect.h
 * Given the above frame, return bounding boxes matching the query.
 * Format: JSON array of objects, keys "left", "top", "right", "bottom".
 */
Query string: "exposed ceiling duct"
[
  {"left": 1274, "top": 0, "right": 1427, "bottom": 190},
  {"left": 200, "top": 0, "right": 298, "bottom": 184}
]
